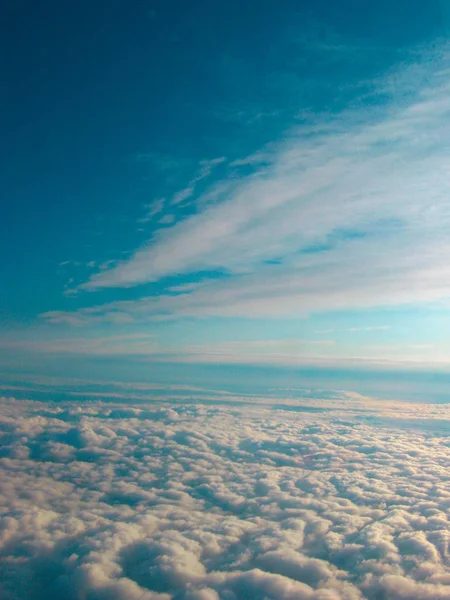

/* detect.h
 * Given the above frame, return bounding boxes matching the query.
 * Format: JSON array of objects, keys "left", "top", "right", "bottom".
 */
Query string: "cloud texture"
[
  {"left": 67, "top": 50, "right": 450, "bottom": 319},
  {"left": 1, "top": 394, "right": 450, "bottom": 599}
]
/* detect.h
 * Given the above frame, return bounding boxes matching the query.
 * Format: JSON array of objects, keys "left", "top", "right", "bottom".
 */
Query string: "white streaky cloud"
[
  {"left": 8, "top": 330, "right": 450, "bottom": 368},
  {"left": 140, "top": 351, "right": 450, "bottom": 370},
  {"left": 172, "top": 339, "right": 335, "bottom": 356},
  {"left": 170, "top": 157, "right": 226, "bottom": 206},
  {"left": 138, "top": 157, "right": 225, "bottom": 225},
  {"left": 0, "top": 337, "right": 332, "bottom": 360},
  {"left": 347, "top": 326, "right": 391, "bottom": 332},
  {"left": 1, "top": 395, "right": 450, "bottom": 599},
  {"left": 42, "top": 230, "right": 450, "bottom": 320},
  {"left": 158, "top": 214, "right": 175, "bottom": 225},
  {"left": 76, "top": 50, "right": 450, "bottom": 310},
  {"left": 0, "top": 333, "right": 160, "bottom": 356},
  {"left": 315, "top": 326, "right": 391, "bottom": 334},
  {"left": 139, "top": 198, "right": 166, "bottom": 223},
  {"left": 157, "top": 339, "right": 339, "bottom": 367}
]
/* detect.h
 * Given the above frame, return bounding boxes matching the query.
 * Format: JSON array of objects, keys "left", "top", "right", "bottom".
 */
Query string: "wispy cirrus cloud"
[
  {"left": 0, "top": 333, "right": 158, "bottom": 357},
  {"left": 170, "top": 157, "right": 226, "bottom": 206},
  {"left": 73, "top": 47, "right": 450, "bottom": 326},
  {"left": 7, "top": 328, "right": 449, "bottom": 370},
  {"left": 316, "top": 326, "right": 391, "bottom": 333},
  {"left": 0, "top": 336, "right": 335, "bottom": 363}
]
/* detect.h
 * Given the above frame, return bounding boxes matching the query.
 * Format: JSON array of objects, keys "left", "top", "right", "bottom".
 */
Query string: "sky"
[
  {"left": 2, "top": 0, "right": 450, "bottom": 393},
  {"left": 3, "top": 5, "right": 450, "bottom": 598}
]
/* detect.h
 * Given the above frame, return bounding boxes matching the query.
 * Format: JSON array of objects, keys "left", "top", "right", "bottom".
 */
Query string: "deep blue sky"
[{"left": 2, "top": 0, "right": 450, "bottom": 385}]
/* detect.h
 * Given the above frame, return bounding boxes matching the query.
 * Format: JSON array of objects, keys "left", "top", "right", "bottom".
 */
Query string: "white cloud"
[
  {"left": 170, "top": 158, "right": 226, "bottom": 206},
  {"left": 6, "top": 332, "right": 449, "bottom": 369},
  {"left": 139, "top": 198, "right": 166, "bottom": 224},
  {"left": 75, "top": 48, "right": 450, "bottom": 326},
  {"left": 1, "top": 395, "right": 450, "bottom": 599},
  {"left": 0, "top": 334, "right": 159, "bottom": 357},
  {"left": 316, "top": 327, "right": 391, "bottom": 334}
]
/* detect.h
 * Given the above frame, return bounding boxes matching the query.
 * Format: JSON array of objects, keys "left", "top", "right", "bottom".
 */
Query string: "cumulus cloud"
[{"left": 1, "top": 394, "right": 450, "bottom": 599}]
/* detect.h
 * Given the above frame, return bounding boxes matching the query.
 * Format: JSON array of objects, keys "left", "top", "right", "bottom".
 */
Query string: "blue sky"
[{"left": 2, "top": 0, "right": 450, "bottom": 383}]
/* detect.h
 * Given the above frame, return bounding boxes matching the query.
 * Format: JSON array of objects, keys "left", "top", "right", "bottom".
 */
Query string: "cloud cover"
[{"left": 1, "top": 394, "right": 450, "bottom": 599}]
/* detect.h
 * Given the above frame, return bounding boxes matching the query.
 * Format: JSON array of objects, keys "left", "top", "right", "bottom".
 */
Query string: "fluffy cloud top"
[{"left": 1, "top": 395, "right": 450, "bottom": 599}]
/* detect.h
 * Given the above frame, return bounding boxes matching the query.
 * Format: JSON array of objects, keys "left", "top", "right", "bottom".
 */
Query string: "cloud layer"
[{"left": 1, "top": 394, "right": 450, "bottom": 599}]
